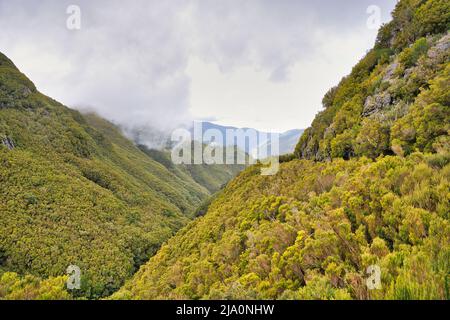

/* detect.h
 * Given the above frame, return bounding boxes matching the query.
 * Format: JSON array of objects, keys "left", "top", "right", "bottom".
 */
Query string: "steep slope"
[
  {"left": 0, "top": 53, "right": 240, "bottom": 298},
  {"left": 295, "top": 0, "right": 449, "bottom": 160},
  {"left": 114, "top": 155, "right": 449, "bottom": 299},
  {"left": 137, "top": 144, "right": 245, "bottom": 194},
  {"left": 113, "top": 0, "right": 449, "bottom": 300}
]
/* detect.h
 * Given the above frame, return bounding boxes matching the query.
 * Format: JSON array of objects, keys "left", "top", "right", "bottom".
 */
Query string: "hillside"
[
  {"left": 0, "top": 53, "right": 241, "bottom": 298},
  {"left": 295, "top": 0, "right": 449, "bottom": 160},
  {"left": 114, "top": 155, "right": 449, "bottom": 299},
  {"left": 113, "top": 0, "right": 449, "bottom": 300},
  {"left": 137, "top": 144, "right": 244, "bottom": 194},
  {"left": 131, "top": 121, "right": 303, "bottom": 158}
]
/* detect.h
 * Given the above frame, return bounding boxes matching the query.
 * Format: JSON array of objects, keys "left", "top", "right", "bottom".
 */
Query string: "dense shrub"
[
  {"left": 0, "top": 52, "right": 241, "bottom": 298},
  {"left": 113, "top": 154, "right": 450, "bottom": 300}
]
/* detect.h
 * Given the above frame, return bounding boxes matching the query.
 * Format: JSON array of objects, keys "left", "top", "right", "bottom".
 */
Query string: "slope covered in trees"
[
  {"left": 137, "top": 142, "right": 244, "bottom": 194},
  {"left": 113, "top": 0, "right": 449, "bottom": 300},
  {"left": 114, "top": 155, "right": 449, "bottom": 299},
  {"left": 295, "top": 0, "right": 449, "bottom": 161},
  {"left": 0, "top": 53, "right": 241, "bottom": 298}
]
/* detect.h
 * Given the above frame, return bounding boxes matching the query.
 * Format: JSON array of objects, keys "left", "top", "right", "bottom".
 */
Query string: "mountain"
[
  {"left": 137, "top": 144, "right": 244, "bottom": 194},
  {"left": 123, "top": 120, "right": 303, "bottom": 161},
  {"left": 113, "top": 0, "right": 449, "bottom": 300},
  {"left": 295, "top": 1, "right": 449, "bottom": 161},
  {"left": 263, "top": 128, "right": 305, "bottom": 156},
  {"left": 0, "top": 54, "right": 242, "bottom": 298},
  {"left": 194, "top": 121, "right": 303, "bottom": 157}
]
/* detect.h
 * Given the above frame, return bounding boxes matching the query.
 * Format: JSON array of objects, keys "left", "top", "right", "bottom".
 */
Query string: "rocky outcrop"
[
  {"left": 428, "top": 32, "right": 450, "bottom": 60},
  {"left": 1, "top": 137, "right": 15, "bottom": 150},
  {"left": 362, "top": 92, "right": 392, "bottom": 116},
  {"left": 382, "top": 61, "right": 399, "bottom": 82},
  {"left": 21, "top": 86, "right": 32, "bottom": 98}
]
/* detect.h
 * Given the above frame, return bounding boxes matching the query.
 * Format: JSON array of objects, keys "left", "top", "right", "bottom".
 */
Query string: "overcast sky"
[{"left": 0, "top": 0, "right": 397, "bottom": 132}]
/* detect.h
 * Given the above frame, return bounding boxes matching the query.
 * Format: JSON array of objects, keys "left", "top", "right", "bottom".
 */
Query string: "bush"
[{"left": 399, "top": 37, "right": 429, "bottom": 68}]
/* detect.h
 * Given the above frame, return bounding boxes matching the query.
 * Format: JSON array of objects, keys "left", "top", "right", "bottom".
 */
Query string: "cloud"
[
  {"left": 0, "top": 0, "right": 397, "bottom": 133},
  {"left": 187, "top": 0, "right": 395, "bottom": 81},
  {"left": 0, "top": 0, "right": 193, "bottom": 132}
]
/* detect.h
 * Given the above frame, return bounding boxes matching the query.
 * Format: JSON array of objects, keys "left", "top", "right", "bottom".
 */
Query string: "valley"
[
  {"left": 0, "top": 0, "right": 449, "bottom": 301},
  {"left": 0, "top": 53, "right": 245, "bottom": 298}
]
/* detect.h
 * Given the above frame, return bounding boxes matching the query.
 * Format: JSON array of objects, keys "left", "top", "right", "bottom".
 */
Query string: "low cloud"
[{"left": 0, "top": 0, "right": 396, "bottom": 134}]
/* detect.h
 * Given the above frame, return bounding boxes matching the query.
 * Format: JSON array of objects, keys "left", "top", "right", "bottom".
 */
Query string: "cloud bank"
[{"left": 0, "top": 0, "right": 396, "bottom": 133}]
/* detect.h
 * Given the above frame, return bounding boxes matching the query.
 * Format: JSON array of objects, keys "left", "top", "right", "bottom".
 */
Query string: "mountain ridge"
[
  {"left": 0, "top": 54, "right": 243, "bottom": 298},
  {"left": 195, "top": 121, "right": 304, "bottom": 157},
  {"left": 112, "top": 0, "right": 450, "bottom": 300},
  {"left": 0, "top": 0, "right": 448, "bottom": 301}
]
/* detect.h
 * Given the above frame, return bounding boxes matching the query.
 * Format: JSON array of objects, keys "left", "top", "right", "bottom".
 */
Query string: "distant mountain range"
[
  {"left": 114, "top": 0, "right": 450, "bottom": 300},
  {"left": 192, "top": 121, "right": 304, "bottom": 157},
  {"left": 0, "top": 51, "right": 245, "bottom": 298},
  {"left": 129, "top": 121, "right": 303, "bottom": 158}
]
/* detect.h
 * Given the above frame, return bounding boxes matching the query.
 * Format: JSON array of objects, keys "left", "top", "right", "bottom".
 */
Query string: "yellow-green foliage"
[
  {"left": 113, "top": 153, "right": 450, "bottom": 300},
  {"left": 295, "top": 0, "right": 449, "bottom": 161},
  {"left": 1, "top": 0, "right": 449, "bottom": 301},
  {"left": 391, "top": 64, "right": 450, "bottom": 155},
  {"left": 113, "top": 1, "right": 450, "bottom": 300},
  {"left": 0, "top": 271, "right": 70, "bottom": 300},
  {"left": 0, "top": 53, "right": 241, "bottom": 299},
  {"left": 399, "top": 37, "right": 429, "bottom": 68}
]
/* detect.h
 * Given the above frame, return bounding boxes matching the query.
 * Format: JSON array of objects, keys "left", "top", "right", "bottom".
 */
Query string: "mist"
[{"left": 0, "top": 0, "right": 396, "bottom": 138}]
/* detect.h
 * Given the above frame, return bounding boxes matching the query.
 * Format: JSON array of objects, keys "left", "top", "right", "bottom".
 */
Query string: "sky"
[{"left": 0, "top": 0, "right": 397, "bottom": 133}]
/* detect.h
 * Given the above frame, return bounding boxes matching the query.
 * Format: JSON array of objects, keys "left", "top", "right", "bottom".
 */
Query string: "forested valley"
[{"left": 1, "top": 0, "right": 449, "bottom": 300}]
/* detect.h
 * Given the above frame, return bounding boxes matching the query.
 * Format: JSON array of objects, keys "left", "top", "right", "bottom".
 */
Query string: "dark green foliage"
[
  {"left": 399, "top": 37, "right": 429, "bottom": 68},
  {"left": 279, "top": 153, "right": 296, "bottom": 163}
]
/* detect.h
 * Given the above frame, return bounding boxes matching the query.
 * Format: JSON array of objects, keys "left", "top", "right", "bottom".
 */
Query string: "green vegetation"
[
  {"left": 295, "top": 0, "right": 449, "bottom": 161},
  {"left": 0, "top": 272, "right": 69, "bottom": 300},
  {"left": 1, "top": 0, "right": 448, "bottom": 300},
  {"left": 113, "top": 0, "right": 449, "bottom": 300},
  {"left": 398, "top": 37, "right": 429, "bottom": 68},
  {"left": 0, "top": 53, "right": 241, "bottom": 299},
  {"left": 138, "top": 143, "right": 244, "bottom": 194},
  {"left": 113, "top": 154, "right": 449, "bottom": 299}
]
